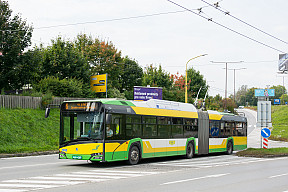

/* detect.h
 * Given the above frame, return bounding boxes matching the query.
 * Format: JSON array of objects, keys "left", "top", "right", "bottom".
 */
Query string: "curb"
[{"left": 0, "top": 150, "right": 58, "bottom": 158}]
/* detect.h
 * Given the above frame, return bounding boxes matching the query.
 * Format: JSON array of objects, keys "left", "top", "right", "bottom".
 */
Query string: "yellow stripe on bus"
[
  {"left": 131, "top": 107, "right": 198, "bottom": 118},
  {"left": 209, "top": 114, "right": 223, "bottom": 120},
  {"left": 233, "top": 136, "right": 247, "bottom": 145}
]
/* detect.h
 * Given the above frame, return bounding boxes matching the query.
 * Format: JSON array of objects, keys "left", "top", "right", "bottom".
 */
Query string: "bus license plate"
[{"left": 72, "top": 155, "right": 82, "bottom": 160}]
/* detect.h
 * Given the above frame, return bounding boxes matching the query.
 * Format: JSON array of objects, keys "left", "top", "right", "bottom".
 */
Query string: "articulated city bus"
[{"left": 57, "top": 99, "right": 247, "bottom": 165}]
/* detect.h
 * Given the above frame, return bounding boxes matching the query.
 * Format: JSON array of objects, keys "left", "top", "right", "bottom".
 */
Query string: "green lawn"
[
  {"left": 237, "top": 148, "right": 288, "bottom": 157},
  {"left": 271, "top": 105, "right": 288, "bottom": 142},
  {"left": 0, "top": 108, "right": 60, "bottom": 153}
]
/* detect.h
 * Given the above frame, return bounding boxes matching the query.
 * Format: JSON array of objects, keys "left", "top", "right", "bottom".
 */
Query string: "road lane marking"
[
  {"left": 0, "top": 189, "right": 29, "bottom": 192},
  {"left": 54, "top": 173, "right": 126, "bottom": 179},
  {"left": 33, "top": 176, "right": 108, "bottom": 182},
  {"left": 0, "top": 190, "right": 28, "bottom": 192},
  {"left": 160, "top": 173, "right": 230, "bottom": 185},
  {"left": 0, "top": 162, "right": 69, "bottom": 170},
  {"left": 4, "top": 179, "right": 84, "bottom": 185},
  {"left": 73, "top": 171, "right": 144, "bottom": 177},
  {"left": 269, "top": 173, "right": 288, "bottom": 178},
  {"left": 0, "top": 183, "right": 61, "bottom": 188},
  {"left": 88, "top": 170, "right": 161, "bottom": 174}
]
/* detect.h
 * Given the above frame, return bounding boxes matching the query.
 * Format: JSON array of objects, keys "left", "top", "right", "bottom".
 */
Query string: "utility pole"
[
  {"left": 227, "top": 68, "right": 247, "bottom": 102},
  {"left": 211, "top": 61, "right": 244, "bottom": 111}
]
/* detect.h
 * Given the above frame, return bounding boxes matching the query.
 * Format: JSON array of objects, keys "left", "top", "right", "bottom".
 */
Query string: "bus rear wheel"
[
  {"left": 128, "top": 146, "right": 140, "bottom": 165},
  {"left": 226, "top": 141, "right": 233, "bottom": 155},
  {"left": 186, "top": 142, "right": 194, "bottom": 159}
]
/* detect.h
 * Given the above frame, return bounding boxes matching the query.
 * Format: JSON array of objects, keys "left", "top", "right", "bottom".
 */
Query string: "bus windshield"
[{"left": 61, "top": 111, "right": 104, "bottom": 144}]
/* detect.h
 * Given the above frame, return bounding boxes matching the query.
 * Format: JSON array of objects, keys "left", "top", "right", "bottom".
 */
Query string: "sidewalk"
[{"left": 243, "top": 109, "right": 288, "bottom": 148}]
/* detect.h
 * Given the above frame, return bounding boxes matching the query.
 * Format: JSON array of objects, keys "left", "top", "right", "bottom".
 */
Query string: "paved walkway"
[{"left": 238, "top": 108, "right": 288, "bottom": 148}]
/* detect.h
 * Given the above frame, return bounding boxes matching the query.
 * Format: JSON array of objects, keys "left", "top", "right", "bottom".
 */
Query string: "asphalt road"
[{"left": 1, "top": 153, "right": 288, "bottom": 192}]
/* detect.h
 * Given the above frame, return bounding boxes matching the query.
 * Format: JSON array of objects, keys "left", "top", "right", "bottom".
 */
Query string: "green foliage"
[
  {"left": 270, "top": 85, "right": 286, "bottom": 100},
  {"left": 186, "top": 67, "right": 208, "bottom": 99},
  {"left": 0, "top": 0, "right": 33, "bottom": 90},
  {"left": 245, "top": 87, "right": 258, "bottom": 106},
  {"left": 143, "top": 65, "right": 173, "bottom": 88},
  {"left": 0, "top": 108, "right": 59, "bottom": 153},
  {"left": 33, "top": 76, "right": 85, "bottom": 97},
  {"left": 121, "top": 56, "right": 143, "bottom": 91},
  {"left": 108, "top": 87, "right": 126, "bottom": 99},
  {"left": 279, "top": 94, "right": 288, "bottom": 104},
  {"left": 74, "top": 34, "right": 123, "bottom": 90},
  {"left": 41, "top": 91, "right": 54, "bottom": 108},
  {"left": 40, "top": 37, "right": 90, "bottom": 82}
]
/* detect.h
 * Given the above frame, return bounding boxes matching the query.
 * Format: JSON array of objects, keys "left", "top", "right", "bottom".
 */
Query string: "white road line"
[
  {"left": 74, "top": 171, "right": 143, "bottom": 177},
  {"left": 0, "top": 189, "right": 28, "bottom": 192},
  {"left": 0, "top": 162, "right": 69, "bottom": 170},
  {"left": 54, "top": 174, "right": 125, "bottom": 179},
  {"left": 269, "top": 173, "right": 288, "bottom": 178},
  {"left": 88, "top": 170, "right": 160, "bottom": 174},
  {"left": 4, "top": 179, "right": 84, "bottom": 185},
  {"left": 0, "top": 183, "right": 61, "bottom": 188},
  {"left": 33, "top": 176, "right": 108, "bottom": 182},
  {"left": 160, "top": 173, "right": 230, "bottom": 185}
]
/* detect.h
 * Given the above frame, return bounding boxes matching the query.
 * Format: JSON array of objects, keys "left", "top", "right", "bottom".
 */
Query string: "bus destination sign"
[{"left": 64, "top": 102, "right": 99, "bottom": 111}]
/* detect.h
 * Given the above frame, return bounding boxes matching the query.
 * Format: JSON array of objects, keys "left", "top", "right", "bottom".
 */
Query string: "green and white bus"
[{"left": 56, "top": 99, "right": 247, "bottom": 165}]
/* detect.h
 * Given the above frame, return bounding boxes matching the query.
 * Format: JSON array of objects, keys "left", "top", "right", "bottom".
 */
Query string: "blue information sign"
[
  {"left": 274, "top": 99, "right": 281, "bottom": 105},
  {"left": 261, "top": 128, "right": 271, "bottom": 138},
  {"left": 133, "top": 86, "right": 162, "bottom": 101}
]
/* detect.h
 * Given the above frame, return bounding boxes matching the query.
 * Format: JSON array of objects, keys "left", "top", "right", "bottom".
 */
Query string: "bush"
[{"left": 33, "top": 76, "right": 85, "bottom": 97}]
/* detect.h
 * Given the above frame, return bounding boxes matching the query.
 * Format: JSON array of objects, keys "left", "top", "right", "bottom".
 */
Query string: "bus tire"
[
  {"left": 127, "top": 145, "right": 140, "bottom": 165},
  {"left": 186, "top": 142, "right": 194, "bottom": 159},
  {"left": 226, "top": 140, "right": 233, "bottom": 155}
]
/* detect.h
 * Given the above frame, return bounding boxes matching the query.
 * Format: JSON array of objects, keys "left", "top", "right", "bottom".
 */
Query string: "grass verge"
[
  {"left": 236, "top": 148, "right": 288, "bottom": 158},
  {"left": 271, "top": 105, "right": 288, "bottom": 142},
  {"left": 0, "top": 108, "right": 60, "bottom": 154}
]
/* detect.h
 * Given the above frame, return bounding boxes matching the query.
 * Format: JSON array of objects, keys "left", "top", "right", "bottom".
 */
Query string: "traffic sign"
[{"left": 261, "top": 128, "right": 271, "bottom": 138}]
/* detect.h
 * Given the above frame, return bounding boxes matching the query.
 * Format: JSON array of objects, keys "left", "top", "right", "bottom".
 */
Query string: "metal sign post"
[
  {"left": 261, "top": 128, "right": 271, "bottom": 149},
  {"left": 255, "top": 89, "right": 274, "bottom": 148}
]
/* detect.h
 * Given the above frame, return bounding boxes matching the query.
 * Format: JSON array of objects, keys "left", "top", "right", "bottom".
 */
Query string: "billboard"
[
  {"left": 90, "top": 74, "right": 107, "bottom": 93},
  {"left": 254, "top": 89, "right": 275, "bottom": 97},
  {"left": 279, "top": 54, "right": 288, "bottom": 72},
  {"left": 133, "top": 86, "right": 162, "bottom": 101}
]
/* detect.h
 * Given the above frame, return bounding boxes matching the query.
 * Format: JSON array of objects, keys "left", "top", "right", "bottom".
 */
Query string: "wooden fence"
[{"left": 0, "top": 95, "right": 91, "bottom": 109}]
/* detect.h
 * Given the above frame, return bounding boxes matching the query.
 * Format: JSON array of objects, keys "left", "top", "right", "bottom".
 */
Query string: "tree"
[
  {"left": 142, "top": 64, "right": 173, "bottom": 88},
  {"left": 121, "top": 56, "right": 143, "bottom": 91},
  {"left": 246, "top": 87, "right": 258, "bottom": 106},
  {"left": 186, "top": 67, "right": 208, "bottom": 99},
  {"left": 74, "top": 34, "right": 123, "bottom": 90},
  {"left": 0, "top": 0, "right": 33, "bottom": 90},
  {"left": 235, "top": 85, "right": 248, "bottom": 106},
  {"left": 40, "top": 37, "right": 90, "bottom": 81},
  {"left": 270, "top": 85, "right": 286, "bottom": 100}
]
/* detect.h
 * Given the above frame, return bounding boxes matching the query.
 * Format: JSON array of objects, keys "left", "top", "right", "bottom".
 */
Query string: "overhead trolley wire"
[
  {"left": 166, "top": 0, "right": 285, "bottom": 53},
  {"left": 200, "top": 0, "right": 288, "bottom": 45}
]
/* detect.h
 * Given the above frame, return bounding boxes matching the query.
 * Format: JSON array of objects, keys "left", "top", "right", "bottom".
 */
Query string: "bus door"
[{"left": 198, "top": 111, "right": 209, "bottom": 155}]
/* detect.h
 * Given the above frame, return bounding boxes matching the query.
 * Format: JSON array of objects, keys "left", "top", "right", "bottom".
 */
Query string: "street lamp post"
[{"left": 185, "top": 54, "right": 207, "bottom": 103}]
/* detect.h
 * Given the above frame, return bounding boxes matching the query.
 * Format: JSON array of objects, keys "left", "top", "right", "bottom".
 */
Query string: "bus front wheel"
[
  {"left": 186, "top": 142, "right": 194, "bottom": 159},
  {"left": 128, "top": 145, "right": 140, "bottom": 165}
]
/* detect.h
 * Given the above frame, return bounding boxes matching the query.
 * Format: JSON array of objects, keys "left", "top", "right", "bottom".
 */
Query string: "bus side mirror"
[
  {"left": 106, "top": 114, "right": 112, "bottom": 124},
  {"left": 45, "top": 108, "right": 50, "bottom": 118}
]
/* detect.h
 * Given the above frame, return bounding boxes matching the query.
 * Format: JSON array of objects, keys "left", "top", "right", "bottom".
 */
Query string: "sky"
[{"left": 7, "top": 0, "right": 288, "bottom": 97}]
